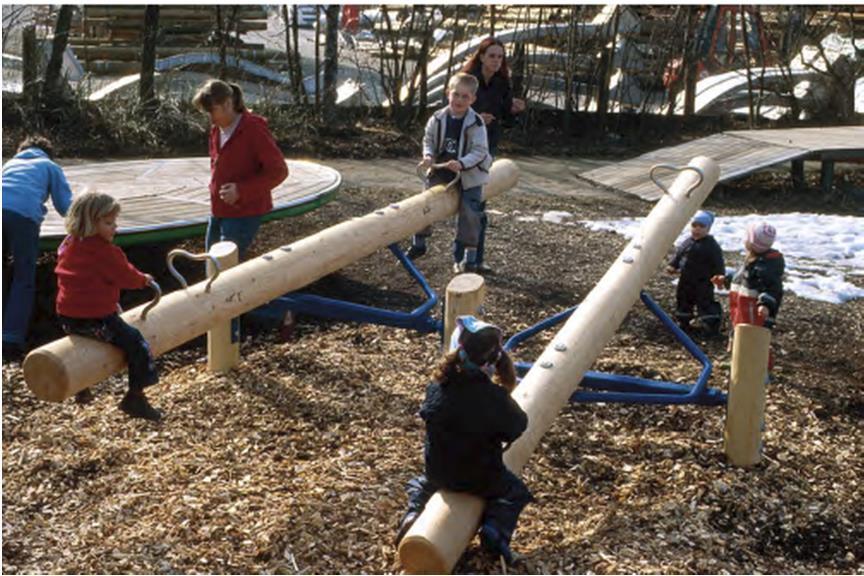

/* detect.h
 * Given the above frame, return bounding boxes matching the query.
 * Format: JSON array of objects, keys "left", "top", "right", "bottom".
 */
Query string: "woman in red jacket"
[
  {"left": 192, "top": 79, "right": 288, "bottom": 258},
  {"left": 55, "top": 192, "right": 162, "bottom": 421}
]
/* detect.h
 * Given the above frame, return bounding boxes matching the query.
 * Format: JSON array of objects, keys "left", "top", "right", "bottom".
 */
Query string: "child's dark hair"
[
  {"left": 17, "top": 135, "right": 55, "bottom": 159},
  {"left": 434, "top": 327, "right": 517, "bottom": 392},
  {"left": 192, "top": 78, "right": 247, "bottom": 114}
]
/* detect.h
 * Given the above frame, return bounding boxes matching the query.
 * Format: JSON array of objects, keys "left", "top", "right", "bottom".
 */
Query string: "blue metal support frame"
[
  {"left": 257, "top": 243, "right": 442, "bottom": 334},
  {"left": 504, "top": 292, "right": 726, "bottom": 406}
]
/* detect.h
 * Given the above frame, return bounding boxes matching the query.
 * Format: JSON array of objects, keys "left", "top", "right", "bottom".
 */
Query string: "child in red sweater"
[{"left": 55, "top": 192, "right": 162, "bottom": 421}]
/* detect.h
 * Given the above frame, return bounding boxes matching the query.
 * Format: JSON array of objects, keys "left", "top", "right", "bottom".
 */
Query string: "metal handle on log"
[
  {"left": 416, "top": 161, "right": 463, "bottom": 193},
  {"left": 650, "top": 164, "right": 705, "bottom": 198},
  {"left": 140, "top": 280, "right": 162, "bottom": 321},
  {"left": 166, "top": 249, "right": 221, "bottom": 293}
]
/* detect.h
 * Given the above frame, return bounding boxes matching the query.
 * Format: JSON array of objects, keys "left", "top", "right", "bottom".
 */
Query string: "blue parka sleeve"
[{"left": 48, "top": 162, "right": 73, "bottom": 217}]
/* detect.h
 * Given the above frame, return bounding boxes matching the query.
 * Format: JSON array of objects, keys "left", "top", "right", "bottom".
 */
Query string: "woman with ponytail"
[
  {"left": 395, "top": 316, "right": 532, "bottom": 565},
  {"left": 193, "top": 79, "right": 288, "bottom": 258}
]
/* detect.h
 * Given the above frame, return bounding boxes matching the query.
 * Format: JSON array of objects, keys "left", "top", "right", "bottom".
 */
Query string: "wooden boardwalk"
[
  {"left": 40, "top": 158, "right": 341, "bottom": 248},
  {"left": 580, "top": 127, "right": 864, "bottom": 201}
]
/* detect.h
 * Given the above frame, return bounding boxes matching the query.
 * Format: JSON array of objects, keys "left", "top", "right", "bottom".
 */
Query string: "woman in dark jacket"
[{"left": 455, "top": 38, "right": 526, "bottom": 272}]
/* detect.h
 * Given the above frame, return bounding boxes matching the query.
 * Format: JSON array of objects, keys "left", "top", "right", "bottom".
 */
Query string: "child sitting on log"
[
  {"left": 407, "top": 72, "right": 493, "bottom": 274},
  {"left": 396, "top": 315, "right": 532, "bottom": 565},
  {"left": 667, "top": 209, "right": 726, "bottom": 336},
  {"left": 54, "top": 192, "right": 163, "bottom": 421}
]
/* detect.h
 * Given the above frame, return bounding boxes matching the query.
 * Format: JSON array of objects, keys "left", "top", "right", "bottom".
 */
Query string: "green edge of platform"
[{"left": 37, "top": 185, "right": 340, "bottom": 252}]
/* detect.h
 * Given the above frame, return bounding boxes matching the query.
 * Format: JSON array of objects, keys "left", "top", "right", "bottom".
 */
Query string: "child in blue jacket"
[{"left": 2, "top": 136, "right": 73, "bottom": 359}]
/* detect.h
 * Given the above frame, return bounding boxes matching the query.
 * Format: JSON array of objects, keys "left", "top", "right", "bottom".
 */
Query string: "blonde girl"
[{"left": 55, "top": 192, "right": 162, "bottom": 420}]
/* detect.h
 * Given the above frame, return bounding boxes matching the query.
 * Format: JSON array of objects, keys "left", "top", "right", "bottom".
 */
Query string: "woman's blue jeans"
[{"left": 205, "top": 215, "right": 262, "bottom": 259}]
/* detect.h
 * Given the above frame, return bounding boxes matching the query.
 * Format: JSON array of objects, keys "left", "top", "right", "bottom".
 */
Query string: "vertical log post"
[
  {"left": 724, "top": 323, "right": 771, "bottom": 467},
  {"left": 791, "top": 159, "right": 805, "bottom": 191},
  {"left": 207, "top": 241, "right": 239, "bottom": 372},
  {"left": 820, "top": 158, "right": 835, "bottom": 195},
  {"left": 443, "top": 273, "right": 486, "bottom": 348}
]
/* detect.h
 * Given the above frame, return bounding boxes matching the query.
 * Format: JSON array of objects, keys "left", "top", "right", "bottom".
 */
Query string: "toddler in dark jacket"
[
  {"left": 396, "top": 316, "right": 532, "bottom": 564},
  {"left": 667, "top": 210, "right": 725, "bottom": 336}
]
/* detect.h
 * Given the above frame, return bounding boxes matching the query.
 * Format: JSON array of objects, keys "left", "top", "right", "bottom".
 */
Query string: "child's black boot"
[
  {"left": 120, "top": 389, "right": 162, "bottom": 421},
  {"left": 406, "top": 245, "right": 427, "bottom": 260},
  {"left": 479, "top": 522, "right": 514, "bottom": 565},
  {"left": 74, "top": 388, "right": 95, "bottom": 404},
  {"left": 394, "top": 510, "right": 419, "bottom": 547}
]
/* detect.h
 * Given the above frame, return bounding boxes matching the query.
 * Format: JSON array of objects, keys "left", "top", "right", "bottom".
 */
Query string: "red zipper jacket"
[
  {"left": 209, "top": 112, "right": 289, "bottom": 218},
  {"left": 55, "top": 235, "right": 149, "bottom": 318}
]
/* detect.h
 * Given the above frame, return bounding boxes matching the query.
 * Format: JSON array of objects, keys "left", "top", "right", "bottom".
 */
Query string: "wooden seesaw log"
[
  {"left": 23, "top": 160, "right": 520, "bottom": 402},
  {"left": 398, "top": 156, "right": 721, "bottom": 574}
]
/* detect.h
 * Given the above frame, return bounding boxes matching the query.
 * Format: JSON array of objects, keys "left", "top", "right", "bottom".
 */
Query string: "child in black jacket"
[
  {"left": 396, "top": 316, "right": 532, "bottom": 564},
  {"left": 667, "top": 210, "right": 725, "bottom": 336}
]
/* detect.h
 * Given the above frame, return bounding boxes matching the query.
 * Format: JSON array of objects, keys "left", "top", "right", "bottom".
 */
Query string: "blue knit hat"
[{"left": 691, "top": 210, "right": 715, "bottom": 230}]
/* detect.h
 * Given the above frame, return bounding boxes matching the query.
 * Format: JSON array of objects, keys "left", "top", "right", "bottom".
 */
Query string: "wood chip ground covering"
[{"left": 3, "top": 166, "right": 863, "bottom": 575}]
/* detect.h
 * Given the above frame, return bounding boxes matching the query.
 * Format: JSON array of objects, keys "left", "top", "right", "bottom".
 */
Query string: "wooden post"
[
  {"left": 443, "top": 274, "right": 485, "bottom": 349},
  {"left": 23, "top": 160, "right": 520, "bottom": 402},
  {"left": 820, "top": 158, "right": 835, "bottom": 195},
  {"left": 791, "top": 159, "right": 805, "bottom": 191},
  {"left": 207, "top": 241, "right": 240, "bottom": 372},
  {"left": 724, "top": 323, "right": 771, "bottom": 467},
  {"left": 398, "top": 156, "right": 721, "bottom": 574}
]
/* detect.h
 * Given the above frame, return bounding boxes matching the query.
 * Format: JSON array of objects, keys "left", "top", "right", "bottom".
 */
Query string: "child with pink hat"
[{"left": 713, "top": 221, "right": 785, "bottom": 366}]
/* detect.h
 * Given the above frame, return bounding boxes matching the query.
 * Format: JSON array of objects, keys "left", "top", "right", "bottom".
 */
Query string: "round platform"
[{"left": 39, "top": 158, "right": 341, "bottom": 250}]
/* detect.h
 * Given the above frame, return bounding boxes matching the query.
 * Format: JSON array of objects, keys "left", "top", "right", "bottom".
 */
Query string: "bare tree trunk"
[
  {"left": 314, "top": 5, "right": 321, "bottom": 108},
  {"left": 740, "top": 7, "right": 756, "bottom": 128},
  {"left": 442, "top": 5, "right": 461, "bottom": 107},
  {"left": 510, "top": 42, "right": 525, "bottom": 99},
  {"left": 139, "top": 5, "right": 160, "bottom": 110},
  {"left": 230, "top": 7, "right": 240, "bottom": 69},
  {"left": 282, "top": 5, "right": 306, "bottom": 103},
  {"left": 381, "top": 8, "right": 402, "bottom": 120},
  {"left": 407, "top": 6, "right": 434, "bottom": 121},
  {"left": 22, "top": 24, "right": 38, "bottom": 106},
  {"left": 746, "top": 8, "right": 769, "bottom": 121},
  {"left": 489, "top": 5, "right": 496, "bottom": 36},
  {"left": 322, "top": 4, "right": 340, "bottom": 119},
  {"left": 682, "top": 6, "right": 700, "bottom": 117},
  {"left": 216, "top": 6, "right": 226, "bottom": 79},
  {"left": 563, "top": 7, "right": 579, "bottom": 133},
  {"left": 292, "top": 6, "right": 306, "bottom": 105},
  {"left": 43, "top": 4, "right": 74, "bottom": 101},
  {"left": 596, "top": 6, "right": 620, "bottom": 128}
]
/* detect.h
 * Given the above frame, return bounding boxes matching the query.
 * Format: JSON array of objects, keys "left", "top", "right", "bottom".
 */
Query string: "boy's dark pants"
[
  {"left": 59, "top": 313, "right": 158, "bottom": 391},
  {"left": 676, "top": 281, "right": 722, "bottom": 333},
  {"left": 404, "top": 471, "right": 533, "bottom": 546}
]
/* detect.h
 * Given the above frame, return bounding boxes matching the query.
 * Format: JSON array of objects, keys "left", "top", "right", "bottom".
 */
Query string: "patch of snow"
[{"left": 579, "top": 213, "right": 864, "bottom": 304}]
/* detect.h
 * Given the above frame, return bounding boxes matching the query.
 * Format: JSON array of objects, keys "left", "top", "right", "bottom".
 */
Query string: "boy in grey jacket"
[{"left": 408, "top": 73, "right": 492, "bottom": 273}]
